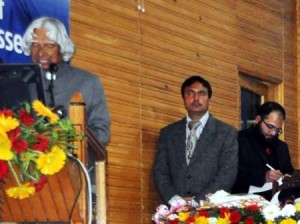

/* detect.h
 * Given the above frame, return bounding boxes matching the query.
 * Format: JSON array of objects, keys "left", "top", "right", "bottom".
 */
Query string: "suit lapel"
[{"left": 171, "top": 118, "right": 188, "bottom": 169}]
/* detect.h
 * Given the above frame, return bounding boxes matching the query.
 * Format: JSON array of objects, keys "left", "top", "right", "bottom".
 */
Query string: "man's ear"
[{"left": 255, "top": 115, "right": 261, "bottom": 124}]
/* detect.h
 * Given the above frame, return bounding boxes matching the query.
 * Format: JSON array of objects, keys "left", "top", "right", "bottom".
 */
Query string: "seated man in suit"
[
  {"left": 153, "top": 75, "right": 238, "bottom": 207},
  {"left": 232, "top": 102, "right": 294, "bottom": 201}
]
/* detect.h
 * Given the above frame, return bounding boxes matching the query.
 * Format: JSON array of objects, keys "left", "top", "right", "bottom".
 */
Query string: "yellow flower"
[
  {"left": 216, "top": 217, "right": 230, "bottom": 224},
  {"left": 178, "top": 211, "right": 190, "bottom": 222},
  {"left": 32, "top": 100, "right": 59, "bottom": 124},
  {"left": 216, "top": 212, "right": 230, "bottom": 224},
  {"left": 195, "top": 216, "right": 209, "bottom": 224},
  {"left": 296, "top": 203, "right": 300, "bottom": 212},
  {"left": 280, "top": 218, "right": 297, "bottom": 224},
  {"left": 0, "top": 128, "right": 13, "bottom": 160},
  {"left": 6, "top": 183, "right": 35, "bottom": 199},
  {"left": 266, "top": 220, "right": 275, "bottom": 224},
  {"left": 0, "top": 114, "right": 19, "bottom": 132},
  {"left": 36, "top": 145, "right": 66, "bottom": 175}
]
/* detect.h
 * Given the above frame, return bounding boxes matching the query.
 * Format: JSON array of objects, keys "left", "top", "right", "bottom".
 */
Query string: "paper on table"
[
  {"left": 248, "top": 182, "right": 273, "bottom": 193},
  {"left": 248, "top": 177, "right": 283, "bottom": 194},
  {"left": 270, "top": 191, "right": 280, "bottom": 204}
]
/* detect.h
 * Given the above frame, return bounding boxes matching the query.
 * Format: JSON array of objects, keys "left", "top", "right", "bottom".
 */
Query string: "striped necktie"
[{"left": 186, "top": 121, "right": 201, "bottom": 165}]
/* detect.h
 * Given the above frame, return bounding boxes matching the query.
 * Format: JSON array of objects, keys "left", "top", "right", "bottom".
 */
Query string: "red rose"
[
  {"left": 168, "top": 219, "right": 179, "bottom": 224},
  {"left": 0, "top": 108, "right": 13, "bottom": 117},
  {"left": 167, "top": 219, "right": 179, "bottom": 224},
  {"left": 20, "top": 109, "right": 35, "bottom": 127},
  {"left": 32, "top": 135, "right": 49, "bottom": 152},
  {"left": 7, "top": 127, "right": 21, "bottom": 140},
  {"left": 12, "top": 138, "right": 28, "bottom": 153},
  {"left": 198, "top": 210, "right": 210, "bottom": 218},
  {"left": 229, "top": 210, "right": 241, "bottom": 223},
  {"left": 34, "top": 175, "right": 47, "bottom": 192},
  {"left": 245, "top": 216, "right": 255, "bottom": 224},
  {"left": 0, "top": 160, "right": 9, "bottom": 179},
  {"left": 245, "top": 204, "right": 260, "bottom": 211},
  {"left": 219, "top": 207, "right": 231, "bottom": 218},
  {"left": 185, "top": 216, "right": 195, "bottom": 223}
]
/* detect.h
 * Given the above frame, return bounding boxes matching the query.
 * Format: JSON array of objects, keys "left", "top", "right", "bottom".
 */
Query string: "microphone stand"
[
  {"left": 47, "top": 63, "right": 66, "bottom": 119},
  {"left": 48, "top": 63, "right": 58, "bottom": 107}
]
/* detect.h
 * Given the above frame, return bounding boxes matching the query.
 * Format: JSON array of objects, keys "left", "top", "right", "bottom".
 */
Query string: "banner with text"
[{"left": 0, "top": 0, "right": 70, "bottom": 63}]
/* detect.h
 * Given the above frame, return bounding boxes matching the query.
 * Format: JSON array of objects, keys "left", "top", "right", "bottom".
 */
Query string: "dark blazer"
[
  {"left": 153, "top": 114, "right": 238, "bottom": 203},
  {"left": 232, "top": 126, "right": 294, "bottom": 196}
]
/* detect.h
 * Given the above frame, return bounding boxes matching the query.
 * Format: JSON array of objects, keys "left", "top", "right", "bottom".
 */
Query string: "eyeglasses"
[{"left": 262, "top": 119, "right": 283, "bottom": 135}]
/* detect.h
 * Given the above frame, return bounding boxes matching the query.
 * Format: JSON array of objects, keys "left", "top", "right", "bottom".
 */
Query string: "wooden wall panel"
[
  {"left": 71, "top": 1, "right": 142, "bottom": 223},
  {"left": 282, "top": 0, "right": 298, "bottom": 167},
  {"left": 237, "top": 0, "right": 284, "bottom": 80},
  {"left": 70, "top": 0, "right": 298, "bottom": 223}
]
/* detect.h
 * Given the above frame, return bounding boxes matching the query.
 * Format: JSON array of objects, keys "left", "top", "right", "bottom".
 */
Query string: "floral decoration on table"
[
  {"left": 0, "top": 100, "right": 83, "bottom": 199},
  {"left": 152, "top": 191, "right": 300, "bottom": 224}
]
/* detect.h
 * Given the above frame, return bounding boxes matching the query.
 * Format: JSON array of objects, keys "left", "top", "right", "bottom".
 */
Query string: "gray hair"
[{"left": 22, "top": 17, "right": 75, "bottom": 62}]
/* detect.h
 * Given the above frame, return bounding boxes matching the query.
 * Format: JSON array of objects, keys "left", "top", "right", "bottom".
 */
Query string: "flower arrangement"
[
  {"left": 153, "top": 190, "right": 300, "bottom": 224},
  {"left": 153, "top": 203, "right": 300, "bottom": 224},
  {"left": 0, "top": 100, "right": 82, "bottom": 199}
]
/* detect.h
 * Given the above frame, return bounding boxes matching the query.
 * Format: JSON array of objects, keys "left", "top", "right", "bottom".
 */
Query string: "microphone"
[
  {"left": 49, "top": 63, "right": 58, "bottom": 74},
  {"left": 52, "top": 105, "right": 67, "bottom": 119},
  {"left": 48, "top": 63, "right": 58, "bottom": 107}
]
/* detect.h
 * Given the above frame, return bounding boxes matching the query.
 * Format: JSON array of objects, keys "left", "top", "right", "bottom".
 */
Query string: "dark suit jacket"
[
  {"left": 153, "top": 114, "right": 238, "bottom": 203},
  {"left": 232, "top": 126, "right": 294, "bottom": 196}
]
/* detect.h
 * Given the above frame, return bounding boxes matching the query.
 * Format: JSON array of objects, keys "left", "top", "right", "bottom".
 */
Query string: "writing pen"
[
  {"left": 266, "top": 163, "right": 275, "bottom": 170},
  {"left": 266, "top": 163, "right": 292, "bottom": 179}
]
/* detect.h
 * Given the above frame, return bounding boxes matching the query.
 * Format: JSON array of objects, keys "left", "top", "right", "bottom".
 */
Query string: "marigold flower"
[
  {"left": 178, "top": 211, "right": 190, "bottom": 222},
  {"left": 32, "top": 100, "right": 58, "bottom": 124},
  {"left": 0, "top": 160, "right": 9, "bottom": 178},
  {"left": 216, "top": 211, "right": 230, "bottom": 224},
  {"left": 216, "top": 217, "right": 230, "bottom": 224},
  {"left": 6, "top": 183, "right": 35, "bottom": 199},
  {"left": 0, "top": 128, "right": 13, "bottom": 160},
  {"left": 194, "top": 216, "right": 209, "bottom": 224},
  {"left": 36, "top": 146, "right": 66, "bottom": 175},
  {"left": 0, "top": 114, "right": 19, "bottom": 132},
  {"left": 279, "top": 218, "right": 297, "bottom": 224}
]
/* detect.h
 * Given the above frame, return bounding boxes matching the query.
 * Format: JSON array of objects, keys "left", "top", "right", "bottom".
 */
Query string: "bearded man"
[{"left": 232, "top": 101, "right": 294, "bottom": 200}]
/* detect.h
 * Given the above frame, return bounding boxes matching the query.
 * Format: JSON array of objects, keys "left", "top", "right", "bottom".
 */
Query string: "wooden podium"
[{"left": 0, "top": 93, "right": 107, "bottom": 223}]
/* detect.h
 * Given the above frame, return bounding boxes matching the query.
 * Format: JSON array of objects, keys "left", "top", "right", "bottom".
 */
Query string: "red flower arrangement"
[
  {"left": 0, "top": 101, "right": 82, "bottom": 199},
  {"left": 160, "top": 204, "right": 265, "bottom": 224}
]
